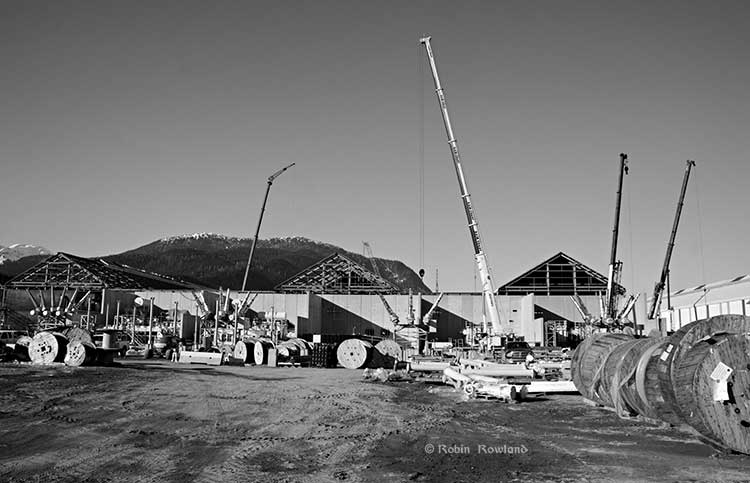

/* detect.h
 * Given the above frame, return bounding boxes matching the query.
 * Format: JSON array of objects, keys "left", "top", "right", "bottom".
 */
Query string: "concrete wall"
[
  {"left": 231, "top": 291, "right": 543, "bottom": 343},
  {"left": 657, "top": 279, "right": 750, "bottom": 332},
  {"left": 207, "top": 290, "right": 627, "bottom": 345}
]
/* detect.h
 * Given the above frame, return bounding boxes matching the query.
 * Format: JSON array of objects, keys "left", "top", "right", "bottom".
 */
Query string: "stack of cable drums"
[
  {"left": 276, "top": 338, "right": 311, "bottom": 364},
  {"left": 571, "top": 314, "right": 750, "bottom": 454}
]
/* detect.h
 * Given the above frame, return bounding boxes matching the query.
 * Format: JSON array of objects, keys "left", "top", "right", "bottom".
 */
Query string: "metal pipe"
[
  {"left": 194, "top": 302, "right": 200, "bottom": 350},
  {"left": 214, "top": 298, "right": 219, "bottom": 348},
  {"left": 65, "top": 288, "right": 80, "bottom": 313},
  {"left": 26, "top": 289, "right": 40, "bottom": 312},
  {"left": 148, "top": 298, "right": 154, "bottom": 349},
  {"left": 132, "top": 304, "right": 136, "bottom": 343},
  {"left": 648, "top": 160, "right": 696, "bottom": 319}
]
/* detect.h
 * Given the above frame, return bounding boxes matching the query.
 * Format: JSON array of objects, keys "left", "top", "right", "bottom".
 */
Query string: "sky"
[{"left": 1, "top": 1, "right": 749, "bottom": 295}]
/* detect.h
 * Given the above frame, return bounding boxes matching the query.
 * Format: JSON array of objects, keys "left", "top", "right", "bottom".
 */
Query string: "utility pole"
[{"left": 241, "top": 162, "right": 296, "bottom": 292}]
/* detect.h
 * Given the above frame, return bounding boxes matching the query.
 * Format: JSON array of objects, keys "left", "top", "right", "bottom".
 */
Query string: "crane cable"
[
  {"left": 693, "top": 166, "right": 707, "bottom": 288},
  {"left": 626, "top": 166, "right": 635, "bottom": 293}
]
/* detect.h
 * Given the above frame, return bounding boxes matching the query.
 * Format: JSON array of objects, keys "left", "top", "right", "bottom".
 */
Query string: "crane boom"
[
  {"left": 419, "top": 36, "right": 502, "bottom": 336},
  {"left": 241, "top": 162, "right": 295, "bottom": 291},
  {"left": 648, "top": 160, "right": 696, "bottom": 320},
  {"left": 605, "top": 153, "right": 628, "bottom": 319},
  {"left": 363, "top": 242, "right": 400, "bottom": 326}
]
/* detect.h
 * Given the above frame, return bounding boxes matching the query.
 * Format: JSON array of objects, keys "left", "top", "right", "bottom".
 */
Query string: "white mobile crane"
[
  {"left": 572, "top": 154, "right": 635, "bottom": 331},
  {"left": 419, "top": 36, "right": 503, "bottom": 338}
]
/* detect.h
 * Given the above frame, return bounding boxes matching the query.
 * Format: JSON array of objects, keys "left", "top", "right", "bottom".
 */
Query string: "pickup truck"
[{"left": 93, "top": 329, "right": 130, "bottom": 357}]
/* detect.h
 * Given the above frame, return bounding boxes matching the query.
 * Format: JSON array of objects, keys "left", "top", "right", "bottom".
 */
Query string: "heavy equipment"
[
  {"left": 241, "top": 162, "right": 295, "bottom": 292},
  {"left": 362, "top": 242, "right": 400, "bottom": 327},
  {"left": 571, "top": 154, "right": 634, "bottom": 331},
  {"left": 648, "top": 160, "right": 696, "bottom": 320},
  {"left": 419, "top": 36, "right": 503, "bottom": 338},
  {"left": 604, "top": 153, "right": 629, "bottom": 322}
]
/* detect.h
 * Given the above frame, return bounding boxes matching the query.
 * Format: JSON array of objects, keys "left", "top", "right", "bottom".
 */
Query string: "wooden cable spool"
[
  {"left": 28, "top": 331, "right": 68, "bottom": 364},
  {"left": 570, "top": 332, "right": 634, "bottom": 404},
  {"left": 64, "top": 341, "right": 97, "bottom": 367},
  {"left": 375, "top": 339, "right": 402, "bottom": 360},
  {"left": 62, "top": 327, "right": 94, "bottom": 346},
  {"left": 670, "top": 332, "right": 750, "bottom": 454},
  {"left": 596, "top": 338, "right": 641, "bottom": 408},
  {"left": 371, "top": 339, "right": 403, "bottom": 369},
  {"left": 233, "top": 340, "right": 256, "bottom": 363},
  {"left": 336, "top": 338, "right": 373, "bottom": 369},
  {"left": 288, "top": 338, "right": 311, "bottom": 357},
  {"left": 276, "top": 340, "right": 301, "bottom": 360},
  {"left": 612, "top": 337, "right": 666, "bottom": 418},
  {"left": 253, "top": 340, "right": 273, "bottom": 365},
  {"left": 636, "top": 337, "right": 675, "bottom": 420},
  {"left": 654, "top": 314, "right": 750, "bottom": 426}
]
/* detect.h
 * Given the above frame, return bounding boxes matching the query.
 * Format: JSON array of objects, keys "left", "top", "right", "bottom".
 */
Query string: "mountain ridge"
[
  {"left": 0, "top": 235, "right": 430, "bottom": 293},
  {"left": 0, "top": 244, "right": 51, "bottom": 264}
]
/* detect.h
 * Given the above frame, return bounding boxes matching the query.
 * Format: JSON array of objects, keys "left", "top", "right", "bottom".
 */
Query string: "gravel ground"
[{"left": 1, "top": 359, "right": 749, "bottom": 483}]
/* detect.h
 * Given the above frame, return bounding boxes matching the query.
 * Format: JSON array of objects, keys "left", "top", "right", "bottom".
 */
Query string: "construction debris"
[{"left": 362, "top": 367, "right": 413, "bottom": 383}]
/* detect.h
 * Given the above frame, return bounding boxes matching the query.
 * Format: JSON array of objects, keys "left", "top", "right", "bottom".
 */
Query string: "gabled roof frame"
[
  {"left": 497, "top": 251, "right": 625, "bottom": 296},
  {"left": 5, "top": 252, "right": 202, "bottom": 291},
  {"left": 276, "top": 252, "right": 398, "bottom": 294}
]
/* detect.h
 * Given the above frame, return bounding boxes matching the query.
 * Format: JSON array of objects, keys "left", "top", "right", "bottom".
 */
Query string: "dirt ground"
[{"left": 1, "top": 360, "right": 749, "bottom": 483}]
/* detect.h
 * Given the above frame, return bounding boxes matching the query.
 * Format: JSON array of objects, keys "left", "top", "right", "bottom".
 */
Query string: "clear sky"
[{"left": 2, "top": 1, "right": 749, "bottom": 294}]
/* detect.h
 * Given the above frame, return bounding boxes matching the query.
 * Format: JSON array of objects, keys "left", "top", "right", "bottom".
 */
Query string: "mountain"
[
  {"left": 0, "top": 244, "right": 51, "bottom": 264},
  {"left": 100, "top": 234, "right": 431, "bottom": 293},
  {"left": 0, "top": 255, "right": 51, "bottom": 281}
]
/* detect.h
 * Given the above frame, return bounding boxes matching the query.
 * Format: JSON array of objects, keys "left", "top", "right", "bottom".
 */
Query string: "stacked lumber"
[{"left": 571, "top": 315, "right": 750, "bottom": 454}]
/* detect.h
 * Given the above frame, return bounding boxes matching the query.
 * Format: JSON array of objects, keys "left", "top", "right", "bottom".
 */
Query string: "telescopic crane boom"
[
  {"left": 241, "top": 162, "right": 295, "bottom": 292},
  {"left": 419, "top": 36, "right": 502, "bottom": 336},
  {"left": 648, "top": 160, "right": 696, "bottom": 320},
  {"left": 605, "top": 153, "right": 629, "bottom": 320}
]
